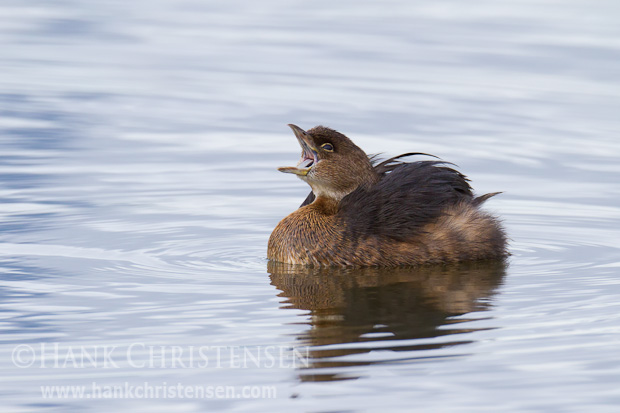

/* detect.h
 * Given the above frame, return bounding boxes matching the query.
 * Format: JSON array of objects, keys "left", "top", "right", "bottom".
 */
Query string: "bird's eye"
[{"left": 321, "top": 143, "right": 334, "bottom": 152}]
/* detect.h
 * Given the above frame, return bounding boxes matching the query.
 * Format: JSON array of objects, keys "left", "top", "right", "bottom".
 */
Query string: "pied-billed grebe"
[{"left": 268, "top": 124, "right": 507, "bottom": 266}]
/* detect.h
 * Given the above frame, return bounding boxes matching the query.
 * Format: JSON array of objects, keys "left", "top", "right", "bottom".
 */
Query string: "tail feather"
[{"left": 473, "top": 192, "right": 502, "bottom": 206}]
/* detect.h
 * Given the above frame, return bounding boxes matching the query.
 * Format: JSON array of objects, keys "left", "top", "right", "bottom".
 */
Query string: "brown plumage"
[{"left": 268, "top": 124, "right": 507, "bottom": 267}]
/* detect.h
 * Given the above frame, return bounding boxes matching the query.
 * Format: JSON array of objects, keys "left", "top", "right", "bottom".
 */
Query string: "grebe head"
[{"left": 278, "top": 124, "right": 378, "bottom": 202}]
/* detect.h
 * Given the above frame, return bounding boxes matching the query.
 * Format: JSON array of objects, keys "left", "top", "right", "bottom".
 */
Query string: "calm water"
[{"left": 1, "top": 0, "right": 620, "bottom": 411}]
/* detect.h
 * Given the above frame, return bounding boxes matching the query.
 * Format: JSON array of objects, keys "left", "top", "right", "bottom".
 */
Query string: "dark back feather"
[
  {"left": 300, "top": 191, "right": 316, "bottom": 207},
  {"left": 373, "top": 152, "right": 439, "bottom": 175},
  {"left": 337, "top": 161, "right": 473, "bottom": 242}
]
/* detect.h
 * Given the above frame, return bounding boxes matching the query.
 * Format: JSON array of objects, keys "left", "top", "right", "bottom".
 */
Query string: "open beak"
[{"left": 277, "top": 124, "right": 318, "bottom": 176}]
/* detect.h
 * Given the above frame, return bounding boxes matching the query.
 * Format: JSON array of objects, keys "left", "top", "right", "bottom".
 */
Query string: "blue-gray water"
[{"left": 1, "top": 0, "right": 620, "bottom": 412}]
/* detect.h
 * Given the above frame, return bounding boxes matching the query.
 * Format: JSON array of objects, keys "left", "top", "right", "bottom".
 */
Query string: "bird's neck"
[{"left": 309, "top": 196, "right": 339, "bottom": 215}]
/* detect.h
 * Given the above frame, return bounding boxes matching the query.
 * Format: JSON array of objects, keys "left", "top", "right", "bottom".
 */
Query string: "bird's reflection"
[{"left": 268, "top": 260, "right": 506, "bottom": 381}]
